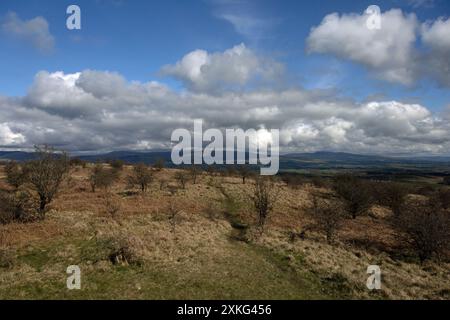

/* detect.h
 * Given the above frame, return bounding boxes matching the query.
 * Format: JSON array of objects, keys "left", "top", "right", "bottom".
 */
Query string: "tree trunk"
[{"left": 39, "top": 195, "right": 47, "bottom": 219}]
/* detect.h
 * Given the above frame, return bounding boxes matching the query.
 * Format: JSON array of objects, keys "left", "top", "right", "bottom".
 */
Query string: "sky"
[{"left": 0, "top": 0, "right": 449, "bottom": 155}]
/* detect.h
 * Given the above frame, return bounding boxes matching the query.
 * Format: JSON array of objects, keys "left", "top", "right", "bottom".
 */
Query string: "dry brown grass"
[{"left": 0, "top": 165, "right": 449, "bottom": 299}]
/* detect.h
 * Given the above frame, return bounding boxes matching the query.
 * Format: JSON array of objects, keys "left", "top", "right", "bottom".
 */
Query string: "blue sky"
[
  {"left": 1, "top": 0, "right": 449, "bottom": 110},
  {"left": 0, "top": 0, "right": 450, "bottom": 154}
]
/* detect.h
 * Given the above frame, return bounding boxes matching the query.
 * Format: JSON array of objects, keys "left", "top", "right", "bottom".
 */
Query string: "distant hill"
[
  {"left": 76, "top": 150, "right": 173, "bottom": 164},
  {"left": 0, "top": 151, "right": 37, "bottom": 161},
  {"left": 1, "top": 150, "right": 449, "bottom": 171}
]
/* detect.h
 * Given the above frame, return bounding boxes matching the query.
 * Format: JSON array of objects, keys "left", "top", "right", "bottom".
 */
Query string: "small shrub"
[
  {"left": 252, "top": 177, "right": 278, "bottom": 231},
  {"left": 108, "top": 235, "right": 146, "bottom": 266},
  {"left": 90, "top": 163, "right": 119, "bottom": 193},
  {"left": 175, "top": 170, "right": 189, "bottom": 189},
  {"left": 0, "top": 190, "right": 37, "bottom": 224},
  {"left": 167, "top": 201, "right": 181, "bottom": 233},
  {"left": 102, "top": 194, "right": 122, "bottom": 218},
  {"left": 4, "top": 161, "right": 27, "bottom": 189}
]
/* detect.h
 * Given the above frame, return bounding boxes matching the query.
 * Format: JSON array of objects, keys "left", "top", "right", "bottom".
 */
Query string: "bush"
[
  {"left": 4, "top": 161, "right": 27, "bottom": 189},
  {"left": 308, "top": 194, "right": 345, "bottom": 243},
  {"left": 0, "top": 190, "right": 37, "bottom": 224},
  {"left": 392, "top": 198, "right": 450, "bottom": 262},
  {"left": 175, "top": 170, "right": 189, "bottom": 189},
  {"left": 108, "top": 235, "right": 146, "bottom": 266},
  {"left": 90, "top": 163, "right": 119, "bottom": 192},
  {"left": 333, "top": 175, "right": 373, "bottom": 219},
  {"left": 102, "top": 193, "right": 122, "bottom": 218},
  {"left": 109, "top": 159, "right": 125, "bottom": 171},
  {"left": 128, "top": 163, "right": 153, "bottom": 192}
]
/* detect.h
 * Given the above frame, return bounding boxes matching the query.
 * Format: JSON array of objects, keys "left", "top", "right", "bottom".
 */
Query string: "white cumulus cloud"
[{"left": 161, "top": 44, "right": 284, "bottom": 93}]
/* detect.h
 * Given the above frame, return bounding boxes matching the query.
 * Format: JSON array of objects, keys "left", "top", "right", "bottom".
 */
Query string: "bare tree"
[
  {"left": 333, "top": 174, "right": 373, "bottom": 219},
  {"left": 252, "top": 177, "right": 278, "bottom": 231},
  {"left": 375, "top": 181, "right": 409, "bottom": 216},
  {"left": 128, "top": 163, "right": 153, "bottom": 192},
  {"left": 392, "top": 198, "right": 450, "bottom": 262},
  {"left": 308, "top": 194, "right": 345, "bottom": 243},
  {"left": 23, "top": 146, "right": 69, "bottom": 216},
  {"left": 429, "top": 188, "right": 450, "bottom": 210}
]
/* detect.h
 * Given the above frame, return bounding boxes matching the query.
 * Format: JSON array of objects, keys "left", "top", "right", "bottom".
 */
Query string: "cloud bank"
[{"left": 0, "top": 64, "right": 449, "bottom": 154}]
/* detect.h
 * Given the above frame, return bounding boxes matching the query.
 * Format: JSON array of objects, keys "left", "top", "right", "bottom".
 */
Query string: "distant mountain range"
[{"left": 1, "top": 150, "right": 450, "bottom": 172}]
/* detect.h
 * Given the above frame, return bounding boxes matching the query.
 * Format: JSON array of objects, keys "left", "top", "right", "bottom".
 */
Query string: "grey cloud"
[{"left": 1, "top": 12, "right": 55, "bottom": 53}]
